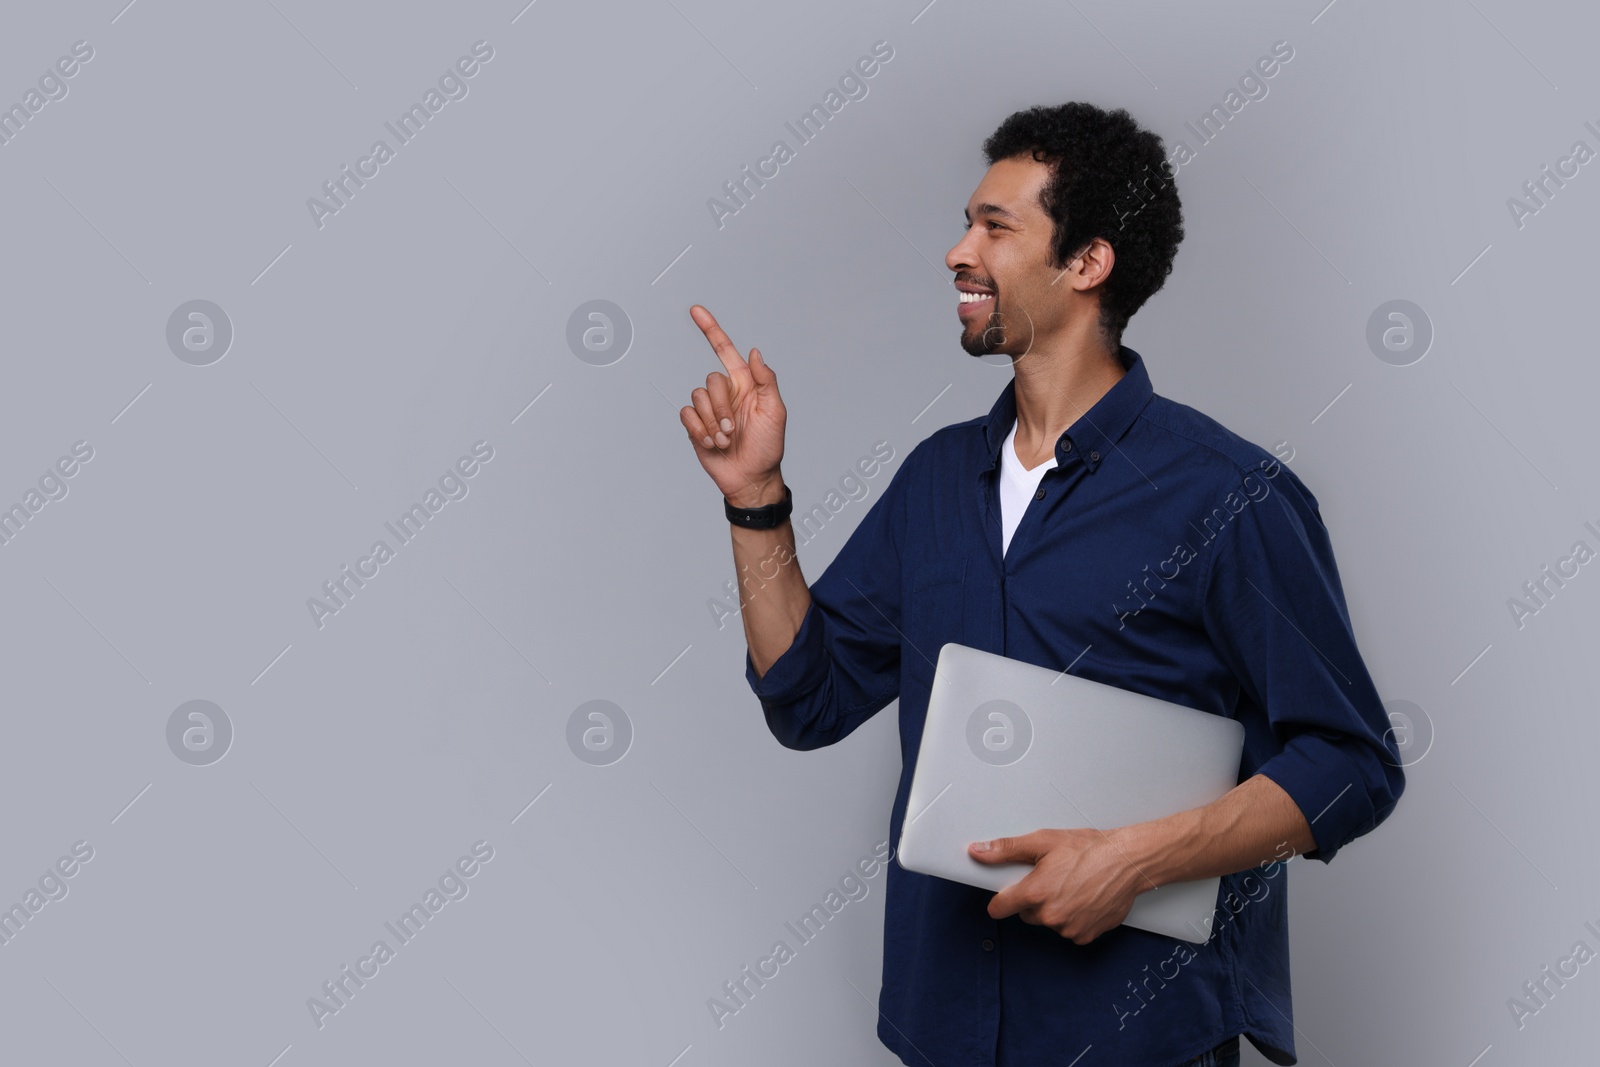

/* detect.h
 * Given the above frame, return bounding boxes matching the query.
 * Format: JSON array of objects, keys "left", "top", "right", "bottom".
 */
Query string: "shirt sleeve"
[
  {"left": 743, "top": 446, "right": 913, "bottom": 750},
  {"left": 1199, "top": 461, "right": 1405, "bottom": 863}
]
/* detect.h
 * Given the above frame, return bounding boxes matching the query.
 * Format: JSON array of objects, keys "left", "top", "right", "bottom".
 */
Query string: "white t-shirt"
[{"left": 999, "top": 417, "right": 1057, "bottom": 557}]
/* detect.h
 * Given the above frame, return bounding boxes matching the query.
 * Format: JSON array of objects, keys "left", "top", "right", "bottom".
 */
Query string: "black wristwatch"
[{"left": 725, "top": 483, "right": 792, "bottom": 529}]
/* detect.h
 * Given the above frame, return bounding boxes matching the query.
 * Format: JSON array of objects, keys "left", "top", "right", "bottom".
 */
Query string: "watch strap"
[{"left": 725, "top": 483, "right": 792, "bottom": 529}]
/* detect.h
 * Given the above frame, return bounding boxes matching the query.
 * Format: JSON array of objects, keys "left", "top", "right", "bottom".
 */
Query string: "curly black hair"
[{"left": 982, "top": 102, "right": 1183, "bottom": 349}]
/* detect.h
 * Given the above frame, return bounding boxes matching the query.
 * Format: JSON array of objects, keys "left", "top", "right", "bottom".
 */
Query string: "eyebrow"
[{"left": 964, "top": 202, "right": 1023, "bottom": 223}]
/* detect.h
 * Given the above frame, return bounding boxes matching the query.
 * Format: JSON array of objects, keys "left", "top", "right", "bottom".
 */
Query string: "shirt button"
[
  {"left": 1033, "top": 488, "right": 1045, "bottom": 500},
  {"left": 1090, "top": 450, "right": 1100, "bottom": 462},
  {"left": 1060, "top": 439, "right": 1072, "bottom": 452},
  {"left": 982, "top": 938, "right": 995, "bottom": 952}
]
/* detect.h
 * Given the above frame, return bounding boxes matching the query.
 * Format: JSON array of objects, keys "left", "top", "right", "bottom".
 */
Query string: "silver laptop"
[{"left": 895, "top": 642, "right": 1246, "bottom": 944}]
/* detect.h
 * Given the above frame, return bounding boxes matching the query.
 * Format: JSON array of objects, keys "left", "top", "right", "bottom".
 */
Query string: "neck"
[{"left": 1010, "top": 328, "right": 1126, "bottom": 458}]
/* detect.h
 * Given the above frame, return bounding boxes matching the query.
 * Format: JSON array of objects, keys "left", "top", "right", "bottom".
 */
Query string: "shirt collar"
[{"left": 980, "top": 344, "right": 1153, "bottom": 474}]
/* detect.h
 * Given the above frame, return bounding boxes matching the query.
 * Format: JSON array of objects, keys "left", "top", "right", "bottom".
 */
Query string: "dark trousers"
[
  {"left": 995, "top": 1033, "right": 1240, "bottom": 1066},
  {"left": 1177, "top": 1034, "right": 1241, "bottom": 1067}
]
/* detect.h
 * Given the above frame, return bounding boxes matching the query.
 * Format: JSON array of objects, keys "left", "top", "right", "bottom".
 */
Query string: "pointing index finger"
[{"left": 690, "top": 304, "right": 750, "bottom": 380}]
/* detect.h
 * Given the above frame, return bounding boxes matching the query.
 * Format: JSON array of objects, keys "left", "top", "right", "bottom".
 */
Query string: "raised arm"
[{"left": 680, "top": 305, "right": 809, "bottom": 677}]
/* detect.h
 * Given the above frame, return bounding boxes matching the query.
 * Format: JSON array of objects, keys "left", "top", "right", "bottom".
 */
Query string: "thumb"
[
  {"left": 970, "top": 833, "right": 1038, "bottom": 864},
  {"left": 749, "top": 347, "right": 775, "bottom": 387}
]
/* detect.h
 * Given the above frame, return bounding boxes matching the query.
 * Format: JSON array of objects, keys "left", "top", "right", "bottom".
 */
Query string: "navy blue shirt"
[{"left": 744, "top": 345, "right": 1404, "bottom": 1067}]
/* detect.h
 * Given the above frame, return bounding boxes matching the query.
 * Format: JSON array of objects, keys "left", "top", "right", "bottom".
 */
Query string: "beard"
[
  {"left": 960, "top": 297, "right": 1014, "bottom": 359},
  {"left": 960, "top": 310, "right": 998, "bottom": 357}
]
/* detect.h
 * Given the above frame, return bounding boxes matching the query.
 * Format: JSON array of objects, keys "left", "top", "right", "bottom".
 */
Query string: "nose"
[{"left": 946, "top": 227, "right": 979, "bottom": 275}]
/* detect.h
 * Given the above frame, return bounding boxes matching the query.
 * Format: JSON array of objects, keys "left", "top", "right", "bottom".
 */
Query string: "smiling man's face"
[{"left": 946, "top": 155, "right": 1093, "bottom": 361}]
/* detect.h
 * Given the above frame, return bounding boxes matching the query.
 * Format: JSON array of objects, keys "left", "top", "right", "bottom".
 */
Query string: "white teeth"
[{"left": 959, "top": 292, "right": 993, "bottom": 303}]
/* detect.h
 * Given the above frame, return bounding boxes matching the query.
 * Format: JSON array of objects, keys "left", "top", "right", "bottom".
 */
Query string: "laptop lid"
[{"left": 895, "top": 642, "right": 1246, "bottom": 944}]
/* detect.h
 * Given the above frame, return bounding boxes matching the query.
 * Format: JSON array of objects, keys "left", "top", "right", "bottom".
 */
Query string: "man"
[{"left": 679, "top": 102, "right": 1403, "bottom": 1067}]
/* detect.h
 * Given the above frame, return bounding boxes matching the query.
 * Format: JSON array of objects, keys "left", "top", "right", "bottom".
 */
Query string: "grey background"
[{"left": 0, "top": 0, "right": 1594, "bottom": 1064}]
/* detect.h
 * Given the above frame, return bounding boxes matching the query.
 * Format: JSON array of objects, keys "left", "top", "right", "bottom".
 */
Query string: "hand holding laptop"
[{"left": 968, "top": 826, "right": 1152, "bottom": 944}]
